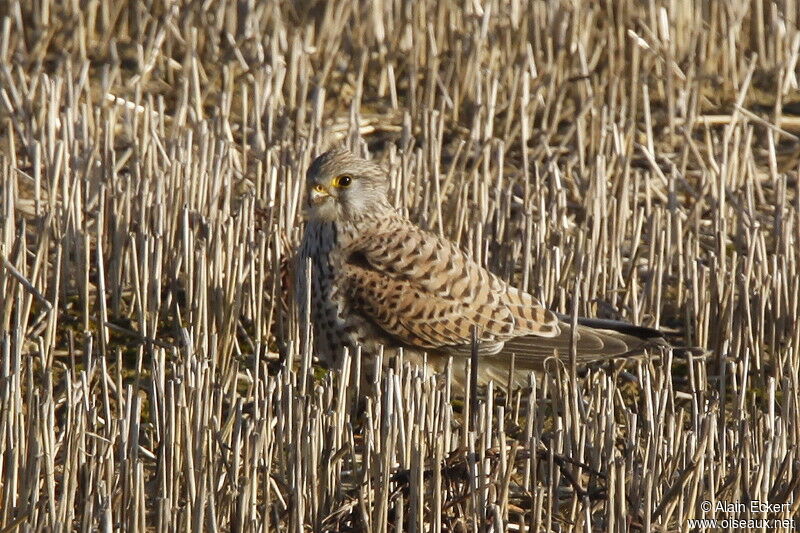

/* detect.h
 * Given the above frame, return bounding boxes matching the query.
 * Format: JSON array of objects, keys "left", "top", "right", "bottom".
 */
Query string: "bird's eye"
[{"left": 332, "top": 175, "right": 352, "bottom": 188}]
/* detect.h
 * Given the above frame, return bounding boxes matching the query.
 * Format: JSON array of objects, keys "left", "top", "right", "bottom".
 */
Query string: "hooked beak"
[{"left": 310, "top": 183, "right": 331, "bottom": 205}]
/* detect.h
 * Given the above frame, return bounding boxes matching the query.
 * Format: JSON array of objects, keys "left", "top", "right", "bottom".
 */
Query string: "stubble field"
[{"left": 1, "top": 0, "right": 799, "bottom": 531}]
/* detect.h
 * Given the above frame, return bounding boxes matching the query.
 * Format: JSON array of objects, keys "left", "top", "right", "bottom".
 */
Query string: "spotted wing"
[{"left": 338, "top": 218, "right": 560, "bottom": 354}]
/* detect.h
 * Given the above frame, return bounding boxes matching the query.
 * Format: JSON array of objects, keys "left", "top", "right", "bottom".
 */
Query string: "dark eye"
[{"left": 333, "top": 175, "right": 352, "bottom": 188}]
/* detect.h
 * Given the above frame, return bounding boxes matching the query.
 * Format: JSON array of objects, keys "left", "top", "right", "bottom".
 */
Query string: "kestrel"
[{"left": 295, "top": 147, "right": 666, "bottom": 386}]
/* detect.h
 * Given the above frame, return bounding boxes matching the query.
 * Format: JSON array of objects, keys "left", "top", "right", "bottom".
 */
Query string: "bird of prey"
[{"left": 295, "top": 147, "right": 667, "bottom": 386}]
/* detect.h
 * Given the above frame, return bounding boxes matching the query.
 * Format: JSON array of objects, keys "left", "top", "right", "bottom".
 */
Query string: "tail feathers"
[
  {"left": 497, "top": 316, "right": 667, "bottom": 369},
  {"left": 559, "top": 314, "right": 665, "bottom": 341}
]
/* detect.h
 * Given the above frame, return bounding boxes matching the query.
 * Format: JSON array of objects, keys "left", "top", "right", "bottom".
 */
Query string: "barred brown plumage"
[{"left": 295, "top": 147, "right": 667, "bottom": 386}]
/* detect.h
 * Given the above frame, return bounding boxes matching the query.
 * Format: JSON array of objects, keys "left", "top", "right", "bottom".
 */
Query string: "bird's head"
[{"left": 304, "top": 147, "right": 392, "bottom": 222}]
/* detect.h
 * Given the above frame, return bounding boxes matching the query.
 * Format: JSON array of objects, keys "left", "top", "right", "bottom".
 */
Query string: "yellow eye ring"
[{"left": 332, "top": 175, "right": 352, "bottom": 188}]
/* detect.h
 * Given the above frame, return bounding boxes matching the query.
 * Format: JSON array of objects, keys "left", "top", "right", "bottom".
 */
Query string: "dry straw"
[{"left": 1, "top": 0, "right": 799, "bottom": 531}]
